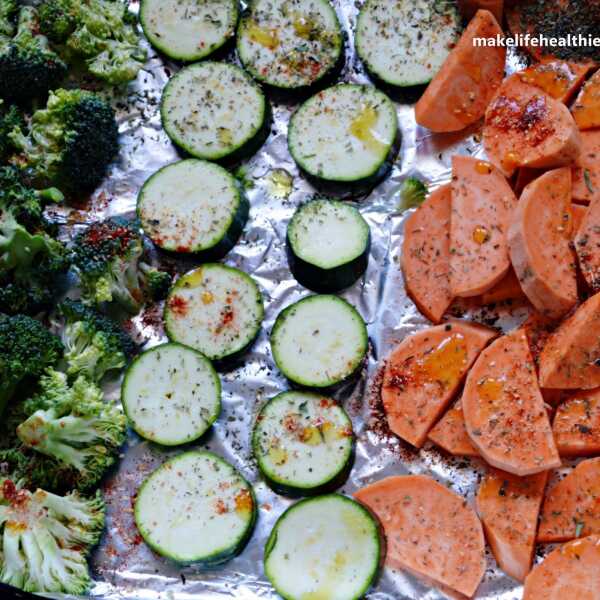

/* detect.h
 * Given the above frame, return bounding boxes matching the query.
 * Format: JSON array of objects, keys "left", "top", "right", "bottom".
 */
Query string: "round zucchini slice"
[
  {"left": 270, "top": 294, "right": 368, "bottom": 387},
  {"left": 253, "top": 391, "right": 353, "bottom": 495},
  {"left": 288, "top": 84, "right": 398, "bottom": 185},
  {"left": 287, "top": 199, "right": 370, "bottom": 292},
  {"left": 356, "top": 0, "right": 462, "bottom": 88},
  {"left": 264, "top": 494, "right": 381, "bottom": 600},
  {"left": 137, "top": 159, "right": 248, "bottom": 256},
  {"left": 135, "top": 451, "right": 256, "bottom": 565},
  {"left": 237, "top": 0, "right": 343, "bottom": 89},
  {"left": 164, "top": 263, "right": 264, "bottom": 361},
  {"left": 121, "top": 343, "right": 221, "bottom": 446},
  {"left": 161, "top": 62, "right": 269, "bottom": 162},
  {"left": 140, "top": 0, "right": 239, "bottom": 61}
]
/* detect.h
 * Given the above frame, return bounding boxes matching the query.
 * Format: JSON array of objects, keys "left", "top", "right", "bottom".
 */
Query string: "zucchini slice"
[
  {"left": 356, "top": 0, "right": 462, "bottom": 88},
  {"left": 164, "top": 263, "right": 264, "bottom": 361},
  {"left": 288, "top": 84, "right": 398, "bottom": 185},
  {"left": 270, "top": 294, "right": 368, "bottom": 387},
  {"left": 237, "top": 0, "right": 343, "bottom": 89},
  {"left": 137, "top": 159, "right": 248, "bottom": 256},
  {"left": 287, "top": 198, "right": 370, "bottom": 292},
  {"left": 135, "top": 451, "right": 256, "bottom": 565},
  {"left": 121, "top": 343, "right": 221, "bottom": 446},
  {"left": 253, "top": 391, "right": 353, "bottom": 495},
  {"left": 140, "top": 0, "right": 239, "bottom": 61},
  {"left": 264, "top": 494, "right": 381, "bottom": 600},
  {"left": 161, "top": 62, "right": 269, "bottom": 162}
]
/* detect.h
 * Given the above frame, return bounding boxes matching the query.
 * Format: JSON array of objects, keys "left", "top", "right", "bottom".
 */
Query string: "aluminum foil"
[{"left": 43, "top": 1, "right": 539, "bottom": 598}]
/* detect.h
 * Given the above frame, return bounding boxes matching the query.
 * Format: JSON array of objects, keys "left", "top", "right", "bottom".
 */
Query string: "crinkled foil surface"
[{"left": 42, "top": 1, "right": 536, "bottom": 599}]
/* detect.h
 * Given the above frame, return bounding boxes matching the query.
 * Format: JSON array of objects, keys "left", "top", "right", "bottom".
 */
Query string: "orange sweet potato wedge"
[
  {"left": 553, "top": 388, "right": 600, "bottom": 457},
  {"left": 382, "top": 321, "right": 497, "bottom": 448},
  {"left": 428, "top": 399, "right": 480, "bottom": 457},
  {"left": 457, "top": 0, "right": 503, "bottom": 23},
  {"left": 575, "top": 194, "right": 600, "bottom": 291},
  {"left": 508, "top": 167, "right": 578, "bottom": 318},
  {"left": 484, "top": 77, "right": 582, "bottom": 177},
  {"left": 462, "top": 328, "right": 561, "bottom": 476},
  {"left": 538, "top": 291, "right": 600, "bottom": 389},
  {"left": 476, "top": 468, "right": 548, "bottom": 582},
  {"left": 523, "top": 535, "right": 600, "bottom": 600},
  {"left": 538, "top": 458, "right": 600, "bottom": 543},
  {"left": 355, "top": 475, "right": 486, "bottom": 598},
  {"left": 401, "top": 184, "right": 453, "bottom": 323},
  {"left": 415, "top": 10, "right": 506, "bottom": 133},
  {"left": 572, "top": 130, "right": 600, "bottom": 204},
  {"left": 450, "top": 156, "right": 518, "bottom": 297},
  {"left": 572, "top": 68, "right": 600, "bottom": 130}
]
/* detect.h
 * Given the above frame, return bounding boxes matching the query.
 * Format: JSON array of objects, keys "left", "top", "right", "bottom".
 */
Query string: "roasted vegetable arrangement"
[{"left": 2, "top": 0, "right": 600, "bottom": 598}]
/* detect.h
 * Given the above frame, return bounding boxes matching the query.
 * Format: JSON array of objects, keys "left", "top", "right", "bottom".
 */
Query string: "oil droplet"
[
  {"left": 217, "top": 127, "right": 233, "bottom": 147},
  {"left": 246, "top": 21, "right": 279, "bottom": 49},
  {"left": 293, "top": 14, "right": 315, "bottom": 38},
  {"left": 561, "top": 538, "right": 587, "bottom": 560},
  {"left": 502, "top": 151, "right": 520, "bottom": 172},
  {"left": 234, "top": 489, "right": 254, "bottom": 514},
  {"left": 475, "top": 160, "right": 493, "bottom": 175},
  {"left": 266, "top": 168, "right": 293, "bottom": 199},
  {"left": 417, "top": 334, "right": 468, "bottom": 389},
  {"left": 268, "top": 445, "right": 288, "bottom": 466},
  {"left": 300, "top": 426, "right": 323, "bottom": 446},
  {"left": 478, "top": 377, "right": 504, "bottom": 403},
  {"left": 473, "top": 226, "right": 490, "bottom": 244},
  {"left": 182, "top": 267, "right": 205, "bottom": 289},
  {"left": 349, "top": 104, "right": 387, "bottom": 154},
  {"left": 201, "top": 291, "right": 214, "bottom": 305}
]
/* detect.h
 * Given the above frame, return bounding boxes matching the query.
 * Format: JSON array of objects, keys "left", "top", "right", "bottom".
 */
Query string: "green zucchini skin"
[{"left": 252, "top": 391, "right": 354, "bottom": 496}]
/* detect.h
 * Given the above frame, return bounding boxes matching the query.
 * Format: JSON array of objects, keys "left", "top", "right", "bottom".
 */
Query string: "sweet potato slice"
[
  {"left": 480, "top": 268, "right": 525, "bottom": 305},
  {"left": 515, "top": 60, "right": 594, "bottom": 104},
  {"left": 415, "top": 10, "right": 506, "bottom": 133},
  {"left": 572, "top": 130, "right": 600, "bottom": 204},
  {"left": 428, "top": 399, "right": 480, "bottom": 457},
  {"left": 524, "top": 535, "right": 600, "bottom": 600},
  {"left": 538, "top": 458, "right": 600, "bottom": 543},
  {"left": 476, "top": 468, "right": 548, "bottom": 582},
  {"left": 538, "top": 291, "right": 600, "bottom": 389},
  {"left": 462, "top": 328, "right": 561, "bottom": 475},
  {"left": 571, "top": 204, "right": 588, "bottom": 239},
  {"left": 354, "top": 475, "right": 486, "bottom": 598},
  {"left": 450, "top": 156, "right": 518, "bottom": 297},
  {"left": 508, "top": 167, "right": 578, "bottom": 318},
  {"left": 457, "top": 0, "right": 503, "bottom": 23},
  {"left": 382, "top": 321, "right": 496, "bottom": 448},
  {"left": 572, "top": 69, "right": 600, "bottom": 130},
  {"left": 575, "top": 195, "right": 600, "bottom": 291},
  {"left": 401, "top": 184, "right": 453, "bottom": 323},
  {"left": 484, "top": 77, "right": 582, "bottom": 177},
  {"left": 554, "top": 389, "right": 600, "bottom": 457}
]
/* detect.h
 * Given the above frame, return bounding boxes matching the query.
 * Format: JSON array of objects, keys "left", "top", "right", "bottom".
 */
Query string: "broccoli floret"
[
  {"left": 58, "top": 299, "right": 135, "bottom": 382},
  {"left": 0, "top": 478, "right": 104, "bottom": 594},
  {"left": 39, "top": 0, "right": 146, "bottom": 84},
  {"left": 0, "top": 100, "right": 21, "bottom": 161},
  {"left": 0, "top": 314, "right": 63, "bottom": 416},
  {"left": 0, "top": 0, "right": 16, "bottom": 38},
  {"left": 16, "top": 369, "right": 127, "bottom": 490},
  {"left": 0, "top": 6, "right": 67, "bottom": 103},
  {"left": 9, "top": 88, "right": 119, "bottom": 197},
  {"left": 0, "top": 166, "right": 69, "bottom": 315},
  {"left": 71, "top": 218, "right": 172, "bottom": 314},
  {"left": 399, "top": 177, "right": 428, "bottom": 210}
]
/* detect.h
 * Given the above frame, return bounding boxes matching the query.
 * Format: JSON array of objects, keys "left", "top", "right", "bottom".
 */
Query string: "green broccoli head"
[
  {"left": 58, "top": 299, "right": 136, "bottom": 382},
  {"left": 0, "top": 0, "right": 16, "bottom": 38},
  {"left": 0, "top": 6, "right": 67, "bottom": 102},
  {"left": 0, "top": 314, "right": 63, "bottom": 416},
  {"left": 9, "top": 88, "right": 119, "bottom": 197},
  {"left": 0, "top": 101, "right": 21, "bottom": 162},
  {"left": 71, "top": 218, "right": 172, "bottom": 314},
  {"left": 16, "top": 369, "right": 127, "bottom": 490},
  {"left": 399, "top": 177, "right": 428, "bottom": 210},
  {"left": 0, "top": 478, "right": 104, "bottom": 594},
  {"left": 39, "top": 0, "right": 146, "bottom": 84}
]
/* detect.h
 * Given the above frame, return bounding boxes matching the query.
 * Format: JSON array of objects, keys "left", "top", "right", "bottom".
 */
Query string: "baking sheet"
[{"left": 43, "top": 1, "right": 538, "bottom": 598}]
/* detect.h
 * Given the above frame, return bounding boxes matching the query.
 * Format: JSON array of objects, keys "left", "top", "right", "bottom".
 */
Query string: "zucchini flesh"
[
  {"left": 164, "top": 263, "right": 264, "bottom": 361},
  {"left": 237, "top": 0, "right": 342, "bottom": 89},
  {"left": 121, "top": 343, "right": 221, "bottom": 446},
  {"left": 137, "top": 159, "right": 248, "bottom": 255},
  {"left": 264, "top": 494, "right": 381, "bottom": 600},
  {"left": 253, "top": 391, "right": 353, "bottom": 494},
  {"left": 161, "top": 62, "right": 267, "bottom": 161},
  {"left": 140, "top": 0, "right": 238, "bottom": 61},
  {"left": 287, "top": 198, "right": 370, "bottom": 291},
  {"left": 288, "top": 84, "right": 398, "bottom": 183},
  {"left": 270, "top": 294, "right": 368, "bottom": 387},
  {"left": 135, "top": 451, "right": 256, "bottom": 565},
  {"left": 356, "top": 0, "right": 462, "bottom": 87}
]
